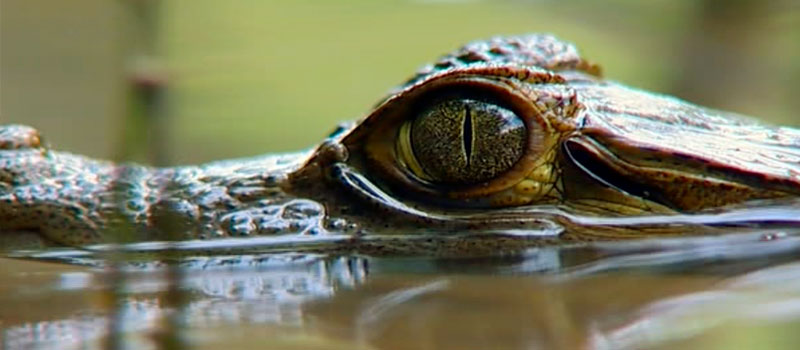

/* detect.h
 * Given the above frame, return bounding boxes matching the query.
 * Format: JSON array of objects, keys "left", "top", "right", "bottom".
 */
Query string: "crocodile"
[{"left": 2, "top": 34, "right": 800, "bottom": 255}]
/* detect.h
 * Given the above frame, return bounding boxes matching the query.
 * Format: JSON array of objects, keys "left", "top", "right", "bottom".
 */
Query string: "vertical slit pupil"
[{"left": 463, "top": 104, "right": 473, "bottom": 166}]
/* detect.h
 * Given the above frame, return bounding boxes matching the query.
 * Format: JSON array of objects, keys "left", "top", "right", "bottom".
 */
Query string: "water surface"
[{"left": 4, "top": 228, "right": 800, "bottom": 350}]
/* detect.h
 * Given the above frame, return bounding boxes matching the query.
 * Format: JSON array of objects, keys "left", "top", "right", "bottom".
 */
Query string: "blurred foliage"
[{"left": 1, "top": 0, "right": 798, "bottom": 164}]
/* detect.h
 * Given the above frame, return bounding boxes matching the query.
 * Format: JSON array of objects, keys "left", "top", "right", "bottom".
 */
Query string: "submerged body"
[{"left": 2, "top": 35, "right": 800, "bottom": 253}]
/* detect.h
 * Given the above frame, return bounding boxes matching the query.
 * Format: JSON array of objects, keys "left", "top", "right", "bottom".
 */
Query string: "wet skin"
[{"left": 2, "top": 34, "right": 800, "bottom": 254}]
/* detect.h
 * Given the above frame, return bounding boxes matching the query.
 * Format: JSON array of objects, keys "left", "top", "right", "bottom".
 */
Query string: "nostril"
[{"left": 0, "top": 125, "right": 42, "bottom": 150}]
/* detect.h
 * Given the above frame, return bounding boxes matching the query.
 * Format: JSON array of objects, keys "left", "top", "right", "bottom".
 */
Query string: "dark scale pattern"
[
  {"left": 1, "top": 155, "right": 110, "bottom": 244},
  {"left": 408, "top": 34, "right": 601, "bottom": 86},
  {"left": 165, "top": 158, "right": 329, "bottom": 239},
  {"left": 0, "top": 124, "right": 333, "bottom": 245}
]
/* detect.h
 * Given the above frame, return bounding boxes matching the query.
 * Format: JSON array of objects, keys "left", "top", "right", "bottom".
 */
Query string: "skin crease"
[{"left": 2, "top": 34, "right": 800, "bottom": 255}]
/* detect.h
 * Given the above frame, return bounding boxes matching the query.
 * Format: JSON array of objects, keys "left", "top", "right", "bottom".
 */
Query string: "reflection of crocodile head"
[
  {"left": 2, "top": 254, "right": 370, "bottom": 349},
  {"left": 6, "top": 235, "right": 800, "bottom": 350},
  {"left": 2, "top": 34, "right": 800, "bottom": 252}
]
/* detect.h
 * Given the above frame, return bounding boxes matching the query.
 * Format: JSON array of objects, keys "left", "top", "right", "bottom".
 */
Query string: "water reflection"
[
  {"left": 3, "top": 231, "right": 800, "bottom": 349},
  {"left": 589, "top": 261, "right": 800, "bottom": 350}
]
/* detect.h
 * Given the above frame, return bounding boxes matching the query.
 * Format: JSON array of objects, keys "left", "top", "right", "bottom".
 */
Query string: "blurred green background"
[{"left": 2, "top": 0, "right": 798, "bottom": 165}]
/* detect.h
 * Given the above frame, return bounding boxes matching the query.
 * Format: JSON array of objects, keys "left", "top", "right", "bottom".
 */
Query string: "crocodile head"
[
  {"left": 2, "top": 34, "right": 800, "bottom": 254},
  {"left": 283, "top": 34, "right": 800, "bottom": 253}
]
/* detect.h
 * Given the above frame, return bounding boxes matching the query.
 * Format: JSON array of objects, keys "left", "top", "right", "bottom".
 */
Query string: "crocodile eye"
[
  {"left": 397, "top": 99, "right": 526, "bottom": 185},
  {"left": 342, "top": 74, "right": 558, "bottom": 207}
]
